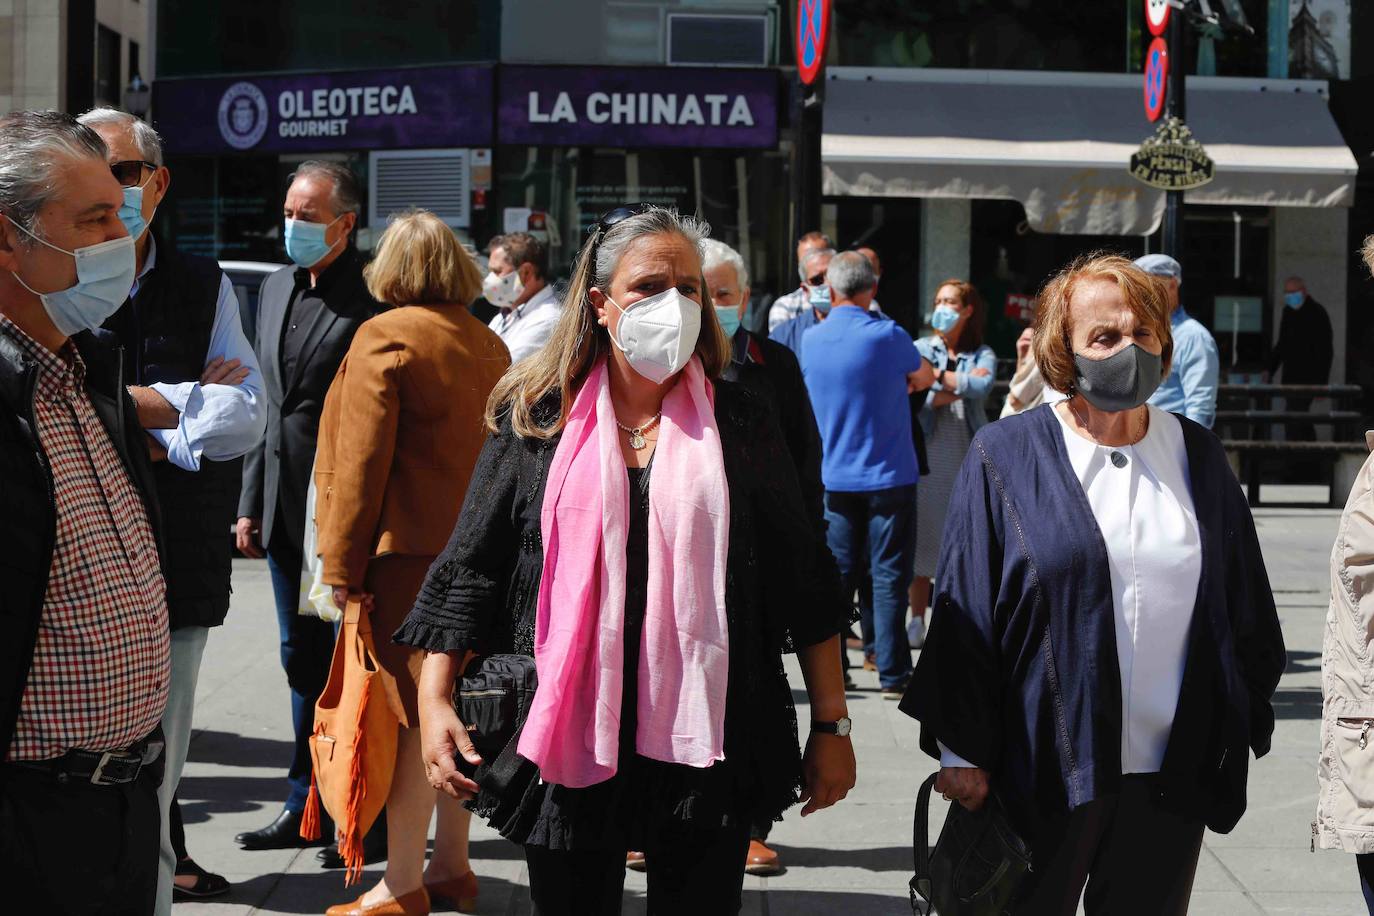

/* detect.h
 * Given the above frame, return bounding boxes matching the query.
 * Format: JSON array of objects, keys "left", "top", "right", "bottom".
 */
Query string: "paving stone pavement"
[{"left": 175, "top": 504, "right": 1363, "bottom": 915}]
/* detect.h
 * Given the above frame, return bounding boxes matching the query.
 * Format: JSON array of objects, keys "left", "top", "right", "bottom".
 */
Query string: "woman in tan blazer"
[{"left": 315, "top": 210, "right": 510, "bottom": 916}]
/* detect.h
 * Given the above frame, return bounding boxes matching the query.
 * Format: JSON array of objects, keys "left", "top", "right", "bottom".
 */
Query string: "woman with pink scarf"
[{"left": 395, "top": 205, "right": 855, "bottom": 915}]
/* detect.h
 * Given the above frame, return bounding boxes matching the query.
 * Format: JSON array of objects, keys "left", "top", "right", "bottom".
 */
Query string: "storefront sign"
[
  {"left": 1004, "top": 294, "right": 1034, "bottom": 322},
  {"left": 154, "top": 66, "right": 494, "bottom": 155},
  {"left": 1129, "top": 117, "right": 1215, "bottom": 191},
  {"left": 498, "top": 66, "right": 779, "bottom": 150}
]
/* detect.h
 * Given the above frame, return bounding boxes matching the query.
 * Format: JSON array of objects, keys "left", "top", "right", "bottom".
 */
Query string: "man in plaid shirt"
[{"left": 0, "top": 111, "right": 171, "bottom": 914}]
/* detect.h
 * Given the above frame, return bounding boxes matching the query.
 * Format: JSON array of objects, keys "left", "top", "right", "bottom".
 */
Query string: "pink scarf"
[{"left": 517, "top": 356, "right": 730, "bottom": 788}]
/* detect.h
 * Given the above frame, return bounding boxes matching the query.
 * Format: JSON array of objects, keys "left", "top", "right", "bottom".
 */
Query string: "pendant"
[{"left": 629, "top": 429, "right": 647, "bottom": 450}]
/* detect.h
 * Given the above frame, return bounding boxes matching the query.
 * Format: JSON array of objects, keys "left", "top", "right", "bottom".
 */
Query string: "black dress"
[{"left": 394, "top": 381, "right": 849, "bottom": 850}]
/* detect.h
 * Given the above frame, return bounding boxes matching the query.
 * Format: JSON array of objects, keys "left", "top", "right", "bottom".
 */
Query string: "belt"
[{"left": 8, "top": 736, "right": 164, "bottom": 787}]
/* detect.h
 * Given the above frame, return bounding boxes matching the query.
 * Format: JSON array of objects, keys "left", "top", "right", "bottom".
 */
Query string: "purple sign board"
[
  {"left": 154, "top": 66, "right": 494, "bottom": 155},
  {"left": 498, "top": 66, "right": 778, "bottom": 150}
]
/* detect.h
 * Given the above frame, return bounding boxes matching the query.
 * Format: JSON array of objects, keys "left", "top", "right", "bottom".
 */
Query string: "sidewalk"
[{"left": 176, "top": 506, "right": 1360, "bottom": 914}]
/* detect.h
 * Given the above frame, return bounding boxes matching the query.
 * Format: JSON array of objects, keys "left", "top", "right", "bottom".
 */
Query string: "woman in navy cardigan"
[{"left": 903, "top": 254, "right": 1285, "bottom": 915}]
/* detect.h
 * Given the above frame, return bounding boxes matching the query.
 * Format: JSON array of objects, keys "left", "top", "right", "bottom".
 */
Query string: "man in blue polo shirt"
[
  {"left": 801, "top": 251, "right": 934, "bottom": 698},
  {"left": 1134, "top": 254, "right": 1220, "bottom": 428}
]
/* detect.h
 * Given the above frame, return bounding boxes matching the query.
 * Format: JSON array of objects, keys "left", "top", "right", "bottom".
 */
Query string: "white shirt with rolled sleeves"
[
  {"left": 130, "top": 239, "right": 266, "bottom": 471},
  {"left": 940, "top": 404, "right": 1201, "bottom": 775},
  {"left": 489, "top": 283, "right": 561, "bottom": 365}
]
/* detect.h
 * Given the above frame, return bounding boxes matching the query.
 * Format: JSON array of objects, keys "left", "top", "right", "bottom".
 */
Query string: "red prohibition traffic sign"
[
  {"left": 1144, "top": 37, "right": 1169, "bottom": 122},
  {"left": 1146, "top": 0, "right": 1171, "bottom": 37},
  {"left": 796, "top": 0, "right": 832, "bottom": 87}
]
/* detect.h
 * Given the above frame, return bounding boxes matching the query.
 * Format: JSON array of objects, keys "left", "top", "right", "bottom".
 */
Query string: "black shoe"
[
  {"left": 316, "top": 820, "right": 388, "bottom": 868},
  {"left": 235, "top": 808, "right": 328, "bottom": 850}
]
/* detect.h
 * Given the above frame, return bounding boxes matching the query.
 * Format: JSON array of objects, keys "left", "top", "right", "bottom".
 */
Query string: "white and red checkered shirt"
[{"left": 2, "top": 318, "right": 170, "bottom": 761}]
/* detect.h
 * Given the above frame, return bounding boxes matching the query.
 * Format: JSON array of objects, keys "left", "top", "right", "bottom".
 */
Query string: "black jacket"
[
  {"left": 238, "top": 247, "right": 382, "bottom": 555},
  {"left": 105, "top": 238, "right": 243, "bottom": 630},
  {"left": 396, "top": 381, "right": 849, "bottom": 826},
  {"left": 1268, "top": 295, "right": 1334, "bottom": 383},
  {"left": 0, "top": 327, "right": 165, "bottom": 758}
]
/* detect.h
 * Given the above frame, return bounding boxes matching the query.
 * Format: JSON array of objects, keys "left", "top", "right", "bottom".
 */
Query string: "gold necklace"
[
  {"left": 615, "top": 412, "right": 662, "bottom": 450},
  {"left": 1069, "top": 396, "right": 1146, "bottom": 448}
]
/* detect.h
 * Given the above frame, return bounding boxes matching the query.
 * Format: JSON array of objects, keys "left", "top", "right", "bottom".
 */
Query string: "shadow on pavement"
[
  {"left": 1285, "top": 649, "right": 1321, "bottom": 675},
  {"left": 1272, "top": 686, "right": 1322, "bottom": 719},
  {"left": 188, "top": 729, "right": 296, "bottom": 768},
  {"left": 766, "top": 843, "right": 910, "bottom": 874},
  {"left": 179, "top": 773, "right": 289, "bottom": 805},
  {"left": 744, "top": 888, "right": 912, "bottom": 914},
  {"left": 190, "top": 870, "right": 526, "bottom": 915}
]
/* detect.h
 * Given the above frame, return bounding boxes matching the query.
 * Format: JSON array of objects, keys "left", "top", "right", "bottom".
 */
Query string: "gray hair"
[
  {"left": 826, "top": 250, "right": 876, "bottom": 300},
  {"left": 0, "top": 110, "right": 108, "bottom": 245},
  {"left": 76, "top": 107, "right": 164, "bottom": 166},
  {"left": 593, "top": 206, "right": 710, "bottom": 290},
  {"left": 799, "top": 246, "right": 836, "bottom": 280},
  {"left": 290, "top": 160, "right": 362, "bottom": 216},
  {"left": 698, "top": 237, "right": 749, "bottom": 291}
]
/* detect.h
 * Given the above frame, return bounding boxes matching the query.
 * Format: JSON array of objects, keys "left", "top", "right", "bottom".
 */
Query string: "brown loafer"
[
  {"left": 625, "top": 850, "right": 647, "bottom": 872},
  {"left": 324, "top": 887, "right": 429, "bottom": 916},
  {"left": 425, "top": 870, "right": 478, "bottom": 912},
  {"left": 745, "top": 839, "right": 782, "bottom": 876}
]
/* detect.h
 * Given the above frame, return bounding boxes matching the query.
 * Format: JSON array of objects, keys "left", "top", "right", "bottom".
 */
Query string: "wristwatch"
[{"left": 811, "top": 716, "right": 852, "bottom": 738}]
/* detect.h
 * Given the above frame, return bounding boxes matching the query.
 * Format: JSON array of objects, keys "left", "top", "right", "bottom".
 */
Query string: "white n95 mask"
[{"left": 606, "top": 287, "right": 701, "bottom": 384}]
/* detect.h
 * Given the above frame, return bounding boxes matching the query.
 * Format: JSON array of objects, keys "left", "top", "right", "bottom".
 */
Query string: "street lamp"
[{"left": 122, "top": 75, "right": 152, "bottom": 119}]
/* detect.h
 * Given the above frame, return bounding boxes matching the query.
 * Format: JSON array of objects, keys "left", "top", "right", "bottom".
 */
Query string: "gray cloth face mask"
[{"left": 1072, "top": 343, "right": 1164, "bottom": 412}]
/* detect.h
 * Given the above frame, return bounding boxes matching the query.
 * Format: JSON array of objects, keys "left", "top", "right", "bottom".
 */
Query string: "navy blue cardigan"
[{"left": 901, "top": 404, "right": 1285, "bottom": 834}]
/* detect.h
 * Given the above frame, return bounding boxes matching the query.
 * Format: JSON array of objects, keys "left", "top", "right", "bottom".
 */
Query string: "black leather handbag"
[
  {"left": 452, "top": 653, "right": 539, "bottom": 767},
  {"left": 910, "top": 773, "right": 1033, "bottom": 916}
]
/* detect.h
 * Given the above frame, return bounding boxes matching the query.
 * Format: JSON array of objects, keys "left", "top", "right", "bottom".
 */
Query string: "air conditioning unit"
[
  {"left": 667, "top": 11, "right": 773, "bottom": 67},
  {"left": 368, "top": 149, "right": 470, "bottom": 229}
]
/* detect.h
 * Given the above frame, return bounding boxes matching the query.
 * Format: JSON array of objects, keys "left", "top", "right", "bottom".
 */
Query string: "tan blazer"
[{"left": 314, "top": 303, "right": 510, "bottom": 588}]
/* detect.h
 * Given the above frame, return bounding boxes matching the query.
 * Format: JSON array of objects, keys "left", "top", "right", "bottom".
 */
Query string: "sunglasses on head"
[
  {"left": 110, "top": 160, "right": 158, "bottom": 188},
  {"left": 588, "top": 203, "right": 654, "bottom": 259}
]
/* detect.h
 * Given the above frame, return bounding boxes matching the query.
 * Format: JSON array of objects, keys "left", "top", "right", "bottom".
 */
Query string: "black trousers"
[
  {"left": 0, "top": 763, "right": 161, "bottom": 915},
  {"left": 525, "top": 822, "right": 751, "bottom": 916},
  {"left": 1018, "top": 776, "right": 1204, "bottom": 916}
]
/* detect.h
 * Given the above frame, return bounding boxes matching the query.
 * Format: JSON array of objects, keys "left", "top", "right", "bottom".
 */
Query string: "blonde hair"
[
  {"left": 484, "top": 206, "right": 731, "bottom": 438},
  {"left": 364, "top": 209, "right": 482, "bottom": 307},
  {"left": 1362, "top": 235, "right": 1374, "bottom": 278},
  {"left": 1032, "top": 253, "right": 1174, "bottom": 394}
]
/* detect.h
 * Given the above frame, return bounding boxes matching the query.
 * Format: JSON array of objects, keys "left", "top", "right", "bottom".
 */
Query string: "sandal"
[{"left": 172, "top": 857, "right": 231, "bottom": 900}]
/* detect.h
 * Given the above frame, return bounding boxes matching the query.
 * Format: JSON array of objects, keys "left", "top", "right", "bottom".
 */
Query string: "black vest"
[{"left": 105, "top": 240, "right": 241, "bottom": 630}]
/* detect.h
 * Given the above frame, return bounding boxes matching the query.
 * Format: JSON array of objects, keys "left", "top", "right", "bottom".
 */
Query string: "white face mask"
[
  {"left": 482, "top": 269, "right": 523, "bottom": 309},
  {"left": 605, "top": 287, "right": 701, "bottom": 385}
]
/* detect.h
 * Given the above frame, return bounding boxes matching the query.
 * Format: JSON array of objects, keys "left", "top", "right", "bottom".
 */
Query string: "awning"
[{"left": 822, "top": 69, "right": 1358, "bottom": 235}]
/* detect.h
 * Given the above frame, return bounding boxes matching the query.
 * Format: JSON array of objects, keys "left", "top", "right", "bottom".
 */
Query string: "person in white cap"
[{"left": 1134, "top": 254, "right": 1220, "bottom": 428}]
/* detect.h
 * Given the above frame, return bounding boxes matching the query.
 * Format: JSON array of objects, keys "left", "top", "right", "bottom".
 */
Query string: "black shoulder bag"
[
  {"left": 910, "top": 773, "right": 1033, "bottom": 916},
  {"left": 452, "top": 654, "right": 538, "bottom": 783}
]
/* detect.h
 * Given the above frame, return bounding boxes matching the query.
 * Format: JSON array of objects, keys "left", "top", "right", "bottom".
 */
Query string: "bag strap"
[{"left": 910, "top": 773, "right": 938, "bottom": 915}]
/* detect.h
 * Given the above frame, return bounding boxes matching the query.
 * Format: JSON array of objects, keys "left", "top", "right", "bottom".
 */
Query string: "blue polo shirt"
[{"left": 800, "top": 305, "right": 923, "bottom": 492}]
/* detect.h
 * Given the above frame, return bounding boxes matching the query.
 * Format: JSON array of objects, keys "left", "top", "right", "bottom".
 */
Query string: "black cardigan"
[{"left": 396, "top": 379, "right": 849, "bottom": 823}]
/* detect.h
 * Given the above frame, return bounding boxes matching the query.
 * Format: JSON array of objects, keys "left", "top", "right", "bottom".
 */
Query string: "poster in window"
[{"left": 1290, "top": 0, "right": 1349, "bottom": 80}]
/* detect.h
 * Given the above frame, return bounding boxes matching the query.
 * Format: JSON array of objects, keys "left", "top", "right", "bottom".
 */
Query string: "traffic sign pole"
[
  {"left": 1161, "top": 1, "right": 1188, "bottom": 259},
  {"left": 791, "top": 0, "right": 830, "bottom": 274}
]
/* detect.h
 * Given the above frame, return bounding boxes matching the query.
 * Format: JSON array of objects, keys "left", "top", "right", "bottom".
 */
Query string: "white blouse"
[
  {"left": 938, "top": 404, "right": 1202, "bottom": 773},
  {"left": 1053, "top": 403, "right": 1202, "bottom": 774}
]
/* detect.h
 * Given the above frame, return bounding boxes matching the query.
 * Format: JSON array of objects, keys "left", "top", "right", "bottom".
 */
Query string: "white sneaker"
[{"left": 907, "top": 616, "right": 926, "bottom": 649}]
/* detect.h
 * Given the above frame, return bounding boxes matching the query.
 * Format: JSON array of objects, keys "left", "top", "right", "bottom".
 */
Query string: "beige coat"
[{"left": 1317, "top": 431, "right": 1374, "bottom": 853}]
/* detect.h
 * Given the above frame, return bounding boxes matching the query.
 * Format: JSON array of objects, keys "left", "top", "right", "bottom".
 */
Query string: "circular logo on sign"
[
  {"left": 1146, "top": 0, "right": 1170, "bottom": 36},
  {"left": 217, "top": 82, "right": 269, "bottom": 150},
  {"left": 1144, "top": 38, "right": 1169, "bottom": 123}
]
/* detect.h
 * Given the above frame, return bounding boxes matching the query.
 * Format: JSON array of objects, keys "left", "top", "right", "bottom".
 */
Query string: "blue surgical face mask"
[
  {"left": 284, "top": 215, "right": 345, "bottom": 268},
  {"left": 808, "top": 284, "right": 832, "bottom": 315},
  {"left": 1284, "top": 291, "right": 1305, "bottom": 309},
  {"left": 714, "top": 305, "right": 742, "bottom": 338},
  {"left": 9, "top": 221, "right": 137, "bottom": 336},
  {"left": 118, "top": 174, "right": 156, "bottom": 242},
  {"left": 930, "top": 305, "right": 961, "bottom": 334}
]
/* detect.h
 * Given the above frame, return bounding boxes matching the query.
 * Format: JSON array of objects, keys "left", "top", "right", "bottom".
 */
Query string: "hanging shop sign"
[
  {"left": 1129, "top": 117, "right": 1215, "bottom": 191},
  {"left": 1146, "top": 0, "right": 1171, "bottom": 37},
  {"left": 795, "top": 0, "right": 832, "bottom": 86},
  {"left": 1143, "top": 37, "right": 1169, "bottom": 123},
  {"left": 154, "top": 65, "right": 494, "bottom": 155},
  {"left": 498, "top": 66, "right": 779, "bottom": 150}
]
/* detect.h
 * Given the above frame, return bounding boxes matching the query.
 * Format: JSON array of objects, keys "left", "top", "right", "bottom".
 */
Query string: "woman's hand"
[
  {"left": 935, "top": 766, "right": 991, "bottom": 812},
  {"left": 418, "top": 694, "right": 483, "bottom": 802},
  {"left": 1015, "top": 327, "right": 1034, "bottom": 362},
  {"left": 799, "top": 731, "right": 856, "bottom": 817},
  {"left": 329, "top": 586, "right": 375, "bottom": 614}
]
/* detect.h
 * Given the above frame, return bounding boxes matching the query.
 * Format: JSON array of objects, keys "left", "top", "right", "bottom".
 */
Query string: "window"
[
  {"left": 129, "top": 40, "right": 141, "bottom": 80},
  {"left": 95, "top": 25, "right": 121, "bottom": 107}
]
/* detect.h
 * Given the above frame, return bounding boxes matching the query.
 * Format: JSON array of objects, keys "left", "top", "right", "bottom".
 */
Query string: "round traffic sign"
[
  {"left": 796, "top": 0, "right": 832, "bottom": 87},
  {"left": 1144, "top": 37, "right": 1169, "bottom": 122},
  {"left": 1146, "top": 0, "right": 1171, "bottom": 37}
]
